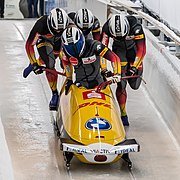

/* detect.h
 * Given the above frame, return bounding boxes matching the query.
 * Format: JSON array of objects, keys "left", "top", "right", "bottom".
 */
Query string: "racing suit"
[
  {"left": 25, "top": 15, "right": 63, "bottom": 94},
  {"left": 67, "top": 12, "right": 103, "bottom": 74},
  {"left": 101, "top": 15, "right": 146, "bottom": 118},
  {"left": 62, "top": 39, "right": 121, "bottom": 89}
]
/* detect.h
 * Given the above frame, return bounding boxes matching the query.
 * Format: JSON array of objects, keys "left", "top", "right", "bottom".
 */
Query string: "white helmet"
[
  {"left": 109, "top": 14, "right": 129, "bottom": 38},
  {"left": 47, "top": 8, "right": 69, "bottom": 35},
  {"left": 75, "top": 8, "right": 94, "bottom": 30},
  {"left": 61, "top": 27, "right": 85, "bottom": 58}
]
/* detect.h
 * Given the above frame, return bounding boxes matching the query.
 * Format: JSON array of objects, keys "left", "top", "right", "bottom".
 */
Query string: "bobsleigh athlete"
[
  {"left": 61, "top": 26, "right": 121, "bottom": 92},
  {"left": 59, "top": 8, "right": 101, "bottom": 70},
  {"left": 67, "top": 8, "right": 107, "bottom": 77},
  {"left": 68, "top": 8, "right": 101, "bottom": 41},
  {"left": 58, "top": 28, "right": 140, "bottom": 169},
  {"left": 25, "top": 8, "right": 70, "bottom": 110},
  {"left": 101, "top": 13, "right": 146, "bottom": 126}
]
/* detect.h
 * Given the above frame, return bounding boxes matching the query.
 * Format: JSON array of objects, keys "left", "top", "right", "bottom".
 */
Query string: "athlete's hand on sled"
[
  {"left": 127, "top": 66, "right": 137, "bottom": 76},
  {"left": 65, "top": 79, "right": 73, "bottom": 95},
  {"left": 101, "top": 69, "right": 113, "bottom": 78},
  {"left": 111, "top": 74, "right": 121, "bottom": 83},
  {"left": 32, "top": 63, "right": 44, "bottom": 75}
]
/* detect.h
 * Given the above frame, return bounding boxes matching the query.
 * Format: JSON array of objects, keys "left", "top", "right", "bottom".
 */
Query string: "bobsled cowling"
[{"left": 56, "top": 81, "right": 140, "bottom": 164}]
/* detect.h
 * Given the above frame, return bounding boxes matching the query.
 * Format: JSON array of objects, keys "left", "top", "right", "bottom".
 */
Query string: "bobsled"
[{"left": 55, "top": 78, "right": 140, "bottom": 169}]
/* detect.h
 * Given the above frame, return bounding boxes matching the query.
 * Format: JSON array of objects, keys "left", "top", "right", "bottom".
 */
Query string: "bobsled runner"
[{"left": 55, "top": 77, "right": 140, "bottom": 169}]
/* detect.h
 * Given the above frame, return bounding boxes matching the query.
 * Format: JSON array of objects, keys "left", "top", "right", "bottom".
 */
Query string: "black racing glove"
[
  {"left": 127, "top": 66, "right": 137, "bottom": 76},
  {"left": 32, "top": 63, "right": 44, "bottom": 75},
  {"left": 65, "top": 79, "right": 73, "bottom": 95},
  {"left": 101, "top": 69, "right": 113, "bottom": 78}
]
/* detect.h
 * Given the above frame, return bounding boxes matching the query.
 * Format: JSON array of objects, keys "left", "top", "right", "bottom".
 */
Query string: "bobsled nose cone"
[{"left": 94, "top": 155, "right": 107, "bottom": 162}]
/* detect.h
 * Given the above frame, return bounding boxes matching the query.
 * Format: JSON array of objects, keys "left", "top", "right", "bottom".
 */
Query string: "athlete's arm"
[
  {"left": 92, "top": 17, "right": 101, "bottom": 41},
  {"left": 61, "top": 52, "right": 73, "bottom": 80},
  {"left": 132, "top": 25, "right": 146, "bottom": 69},
  {"left": 95, "top": 42, "right": 121, "bottom": 75},
  {"left": 25, "top": 21, "right": 42, "bottom": 65},
  {"left": 100, "top": 21, "right": 111, "bottom": 70}
]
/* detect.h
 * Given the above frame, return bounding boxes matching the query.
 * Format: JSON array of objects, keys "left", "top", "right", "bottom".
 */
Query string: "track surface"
[{"left": 0, "top": 20, "right": 180, "bottom": 180}]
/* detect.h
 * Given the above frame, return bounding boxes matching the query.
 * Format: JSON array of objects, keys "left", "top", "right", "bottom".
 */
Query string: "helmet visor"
[{"left": 63, "top": 35, "right": 85, "bottom": 58}]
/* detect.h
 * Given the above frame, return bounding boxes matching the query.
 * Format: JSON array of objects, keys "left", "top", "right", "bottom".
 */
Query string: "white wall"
[
  {"left": 143, "top": 28, "right": 180, "bottom": 144},
  {"left": 3, "top": 0, "right": 107, "bottom": 23},
  {"left": 5, "top": 0, "right": 24, "bottom": 19},
  {"left": 66, "top": 0, "right": 107, "bottom": 25},
  {"left": 141, "top": 0, "right": 180, "bottom": 31}
]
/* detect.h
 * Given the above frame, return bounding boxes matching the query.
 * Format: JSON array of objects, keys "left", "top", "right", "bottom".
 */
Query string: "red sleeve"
[
  {"left": 101, "top": 32, "right": 109, "bottom": 46},
  {"left": 99, "top": 47, "right": 121, "bottom": 74},
  {"left": 61, "top": 53, "right": 73, "bottom": 79},
  {"left": 133, "top": 38, "right": 146, "bottom": 68},
  {"left": 25, "top": 18, "right": 45, "bottom": 65},
  {"left": 92, "top": 31, "right": 101, "bottom": 41},
  {"left": 25, "top": 32, "right": 40, "bottom": 64}
]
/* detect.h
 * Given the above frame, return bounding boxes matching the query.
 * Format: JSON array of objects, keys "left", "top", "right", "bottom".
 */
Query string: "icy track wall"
[
  {"left": 62, "top": 0, "right": 107, "bottom": 25},
  {"left": 143, "top": 29, "right": 180, "bottom": 145},
  {"left": 141, "top": 0, "right": 180, "bottom": 33}
]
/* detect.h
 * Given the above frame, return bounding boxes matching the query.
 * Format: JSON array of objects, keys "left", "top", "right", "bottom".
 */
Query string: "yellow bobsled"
[{"left": 55, "top": 79, "right": 140, "bottom": 169}]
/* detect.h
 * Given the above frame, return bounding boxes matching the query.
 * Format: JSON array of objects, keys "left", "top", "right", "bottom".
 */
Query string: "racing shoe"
[
  {"left": 121, "top": 115, "right": 129, "bottom": 126},
  {"left": 49, "top": 93, "right": 59, "bottom": 111}
]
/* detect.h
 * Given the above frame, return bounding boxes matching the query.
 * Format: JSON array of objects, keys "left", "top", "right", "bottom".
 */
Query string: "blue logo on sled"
[{"left": 86, "top": 117, "right": 111, "bottom": 130}]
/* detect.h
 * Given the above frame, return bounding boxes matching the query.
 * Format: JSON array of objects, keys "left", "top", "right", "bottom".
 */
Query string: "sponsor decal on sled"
[
  {"left": 63, "top": 143, "right": 139, "bottom": 155},
  {"left": 79, "top": 101, "right": 111, "bottom": 109},
  {"left": 85, "top": 117, "right": 111, "bottom": 130},
  {"left": 83, "top": 91, "right": 106, "bottom": 100}
]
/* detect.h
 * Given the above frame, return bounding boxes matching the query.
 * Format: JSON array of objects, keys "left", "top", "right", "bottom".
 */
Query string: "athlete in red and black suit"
[
  {"left": 25, "top": 8, "right": 70, "bottom": 110},
  {"left": 61, "top": 26, "right": 121, "bottom": 91},
  {"left": 68, "top": 8, "right": 101, "bottom": 41},
  {"left": 101, "top": 14, "right": 146, "bottom": 126}
]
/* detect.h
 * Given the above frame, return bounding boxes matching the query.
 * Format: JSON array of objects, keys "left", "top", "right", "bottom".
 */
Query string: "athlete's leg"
[
  {"left": 0, "top": 0, "right": 5, "bottom": 18},
  {"left": 116, "top": 80, "right": 128, "bottom": 116},
  {"left": 36, "top": 40, "right": 59, "bottom": 110},
  {"left": 113, "top": 45, "right": 129, "bottom": 126},
  {"left": 53, "top": 39, "right": 63, "bottom": 69},
  {"left": 27, "top": 0, "right": 33, "bottom": 18}
]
